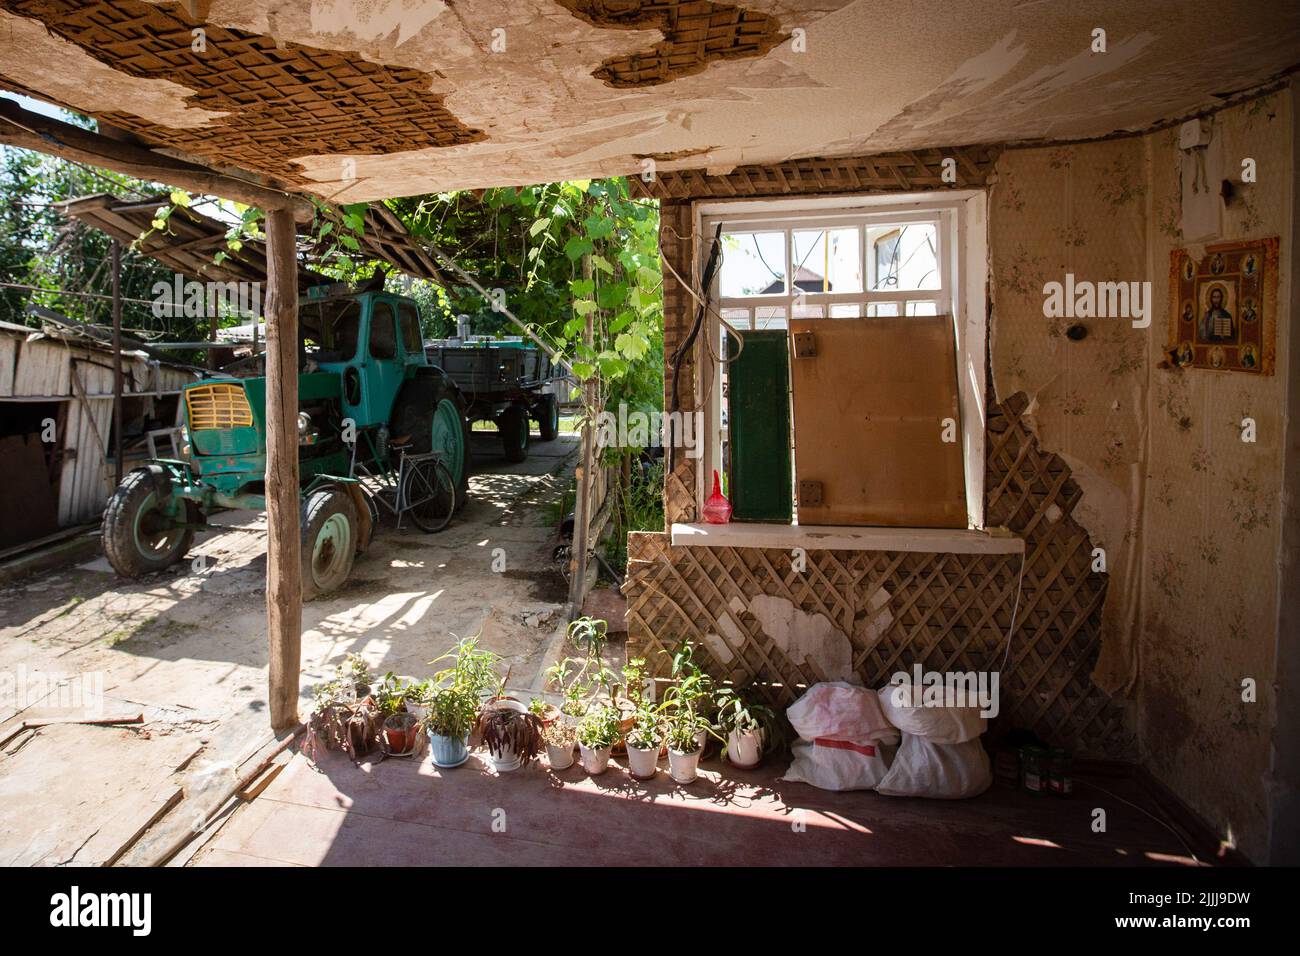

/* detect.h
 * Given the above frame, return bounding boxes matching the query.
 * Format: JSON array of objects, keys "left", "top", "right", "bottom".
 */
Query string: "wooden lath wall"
[{"left": 624, "top": 146, "right": 1134, "bottom": 757}]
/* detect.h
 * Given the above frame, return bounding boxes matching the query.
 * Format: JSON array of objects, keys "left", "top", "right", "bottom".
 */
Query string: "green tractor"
[{"left": 102, "top": 287, "right": 471, "bottom": 600}]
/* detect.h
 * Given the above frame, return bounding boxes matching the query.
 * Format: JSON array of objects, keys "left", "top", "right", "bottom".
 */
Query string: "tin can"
[
  {"left": 1020, "top": 745, "right": 1047, "bottom": 793},
  {"left": 1048, "top": 748, "right": 1074, "bottom": 796}
]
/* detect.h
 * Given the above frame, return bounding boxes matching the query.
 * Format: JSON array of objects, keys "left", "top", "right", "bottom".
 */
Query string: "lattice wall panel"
[
  {"left": 632, "top": 146, "right": 1002, "bottom": 201},
  {"left": 626, "top": 391, "right": 1134, "bottom": 758}
]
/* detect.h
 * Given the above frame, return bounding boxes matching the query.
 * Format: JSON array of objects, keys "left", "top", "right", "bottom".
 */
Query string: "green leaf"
[
  {"left": 563, "top": 236, "right": 594, "bottom": 261},
  {"left": 591, "top": 254, "right": 614, "bottom": 274},
  {"left": 615, "top": 331, "right": 649, "bottom": 361},
  {"left": 168, "top": 189, "right": 190, "bottom": 208},
  {"left": 529, "top": 217, "right": 551, "bottom": 237},
  {"left": 572, "top": 299, "right": 597, "bottom": 316},
  {"left": 340, "top": 234, "right": 360, "bottom": 251},
  {"left": 568, "top": 278, "right": 594, "bottom": 298},
  {"left": 572, "top": 362, "right": 596, "bottom": 379},
  {"left": 608, "top": 310, "right": 635, "bottom": 334}
]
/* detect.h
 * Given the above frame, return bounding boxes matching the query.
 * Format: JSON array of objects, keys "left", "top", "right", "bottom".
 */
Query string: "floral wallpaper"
[{"left": 988, "top": 89, "right": 1292, "bottom": 863}]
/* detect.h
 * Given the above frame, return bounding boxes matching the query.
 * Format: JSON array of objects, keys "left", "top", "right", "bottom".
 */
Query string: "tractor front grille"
[{"left": 186, "top": 383, "right": 253, "bottom": 431}]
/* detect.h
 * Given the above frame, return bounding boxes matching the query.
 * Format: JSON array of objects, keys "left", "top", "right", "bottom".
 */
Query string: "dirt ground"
[{"left": 0, "top": 430, "right": 579, "bottom": 866}]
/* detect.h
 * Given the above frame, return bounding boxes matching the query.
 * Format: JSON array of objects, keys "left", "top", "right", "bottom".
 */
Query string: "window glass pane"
[
  {"left": 720, "top": 231, "right": 786, "bottom": 296},
  {"left": 869, "top": 223, "right": 940, "bottom": 291},
  {"left": 906, "top": 301, "right": 939, "bottom": 316},
  {"left": 791, "top": 228, "right": 861, "bottom": 293},
  {"left": 300, "top": 298, "right": 360, "bottom": 362},
  {"left": 720, "top": 307, "right": 751, "bottom": 331},
  {"left": 793, "top": 302, "right": 825, "bottom": 319},
  {"left": 399, "top": 303, "right": 422, "bottom": 352},
  {"left": 753, "top": 306, "right": 787, "bottom": 329},
  {"left": 866, "top": 302, "right": 900, "bottom": 317},
  {"left": 830, "top": 304, "right": 862, "bottom": 318},
  {"left": 369, "top": 302, "right": 397, "bottom": 359}
]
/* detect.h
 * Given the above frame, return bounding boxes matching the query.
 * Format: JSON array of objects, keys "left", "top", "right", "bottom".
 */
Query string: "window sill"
[{"left": 670, "top": 522, "right": 1023, "bottom": 555}]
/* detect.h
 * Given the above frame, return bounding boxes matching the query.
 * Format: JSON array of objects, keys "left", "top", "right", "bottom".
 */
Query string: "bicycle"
[{"left": 349, "top": 434, "right": 456, "bottom": 534}]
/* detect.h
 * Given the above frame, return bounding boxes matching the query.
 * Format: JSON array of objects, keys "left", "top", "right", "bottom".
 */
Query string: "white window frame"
[{"left": 688, "top": 191, "right": 991, "bottom": 547}]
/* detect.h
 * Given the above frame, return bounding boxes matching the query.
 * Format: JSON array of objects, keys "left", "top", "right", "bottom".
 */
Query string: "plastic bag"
[
  {"left": 876, "top": 735, "right": 992, "bottom": 799},
  {"left": 787, "top": 681, "right": 899, "bottom": 745},
  {"left": 781, "top": 737, "right": 893, "bottom": 791},
  {"left": 876, "top": 684, "right": 986, "bottom": 743}
]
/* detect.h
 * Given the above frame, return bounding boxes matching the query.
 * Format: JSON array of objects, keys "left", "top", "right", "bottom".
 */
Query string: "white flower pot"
[
  {"left": 578, "top": 742, "right": 612, "bottom": 775},
  {"left": 546, "top": 742, "right": 575, "bottom": 770},
  {"left": 668, "top": 747, "right": 703, "bottom": 784},
  {"left": 626, "top": 744, "right": 659, "bottom": 780},
  {"left": 727, "top": 728, "right": 763, "bottom": 769}
]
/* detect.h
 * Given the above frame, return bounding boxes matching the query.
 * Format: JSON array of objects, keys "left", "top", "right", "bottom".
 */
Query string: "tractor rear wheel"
[
  {"left": 301, "top": 488, "right": 357, "bottom": 601},
  {"left": 391, "top": 375, "right": 470, "bottom": 510},
  {"left": 498, "top": 403, "right": 529, "bottom": 463},
  {"left": 535, "top": 393, "right": 560, "bottom": 442},
  {"left": 103, "top": 469, "right": 194, "bottom": 578}
]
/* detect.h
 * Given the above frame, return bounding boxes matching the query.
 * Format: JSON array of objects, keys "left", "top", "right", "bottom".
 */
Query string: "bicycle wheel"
[{"left": 401, "top": 457, "right": 455, "bottom": 533}]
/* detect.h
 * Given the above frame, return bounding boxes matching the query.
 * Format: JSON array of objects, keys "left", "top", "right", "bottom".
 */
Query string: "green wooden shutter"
[{"left": 726, "top": 330, "right": 791, "bottom": 522}]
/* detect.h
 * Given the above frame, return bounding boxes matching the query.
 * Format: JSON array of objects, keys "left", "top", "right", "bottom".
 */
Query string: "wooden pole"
[
  {"left": 110, "top": 240, "right": 123, "bottom": 488},
  {"left": 263, "top": 207, "right": 302, "bottom": 730},
  {"left": 567, "top": 256, "right": 596, "bottom": 616}
]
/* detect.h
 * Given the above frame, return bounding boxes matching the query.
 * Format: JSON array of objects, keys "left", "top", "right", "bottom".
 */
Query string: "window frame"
[{"left": 695, "top": 191, "right": 988, "bottom": 533}]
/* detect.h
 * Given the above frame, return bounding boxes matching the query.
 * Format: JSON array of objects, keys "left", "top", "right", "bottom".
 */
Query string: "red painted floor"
[{"left": 196, "top": 746, "right": 1218, "bottom": 867}]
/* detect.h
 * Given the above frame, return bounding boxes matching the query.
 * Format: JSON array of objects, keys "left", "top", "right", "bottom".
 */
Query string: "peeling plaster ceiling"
[{"left": 0, "top": 0, "right": 1296, "bottom": 200}]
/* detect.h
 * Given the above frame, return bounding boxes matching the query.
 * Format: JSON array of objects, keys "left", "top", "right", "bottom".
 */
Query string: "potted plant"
[
  {"left": 665, "top": 710, "right": 712, "bottom": 784},
  {"left": 372, "top": 673, "right": 422, "bottom": 754},
  {"left": 337, "top": 653, "right": 374, "bottom": 699},
  {"left": 624, "top": 704, "right": 663, "bottom": 781},
  {"left": 424, "top": 637, "right": 503, "bottom": 769},
  {"left": 529, "top": 696, "right": 560, "bottom": 726},
  {"left": 713, "top": 686, "right": 779, "bottom": 769},
  {"left": 542, "top": 719, "right": 577, "bottom": 770},
  {"left": 576, "top": 703, "right": 621, "bottom": 775},
  {"left": 664, "top": 641, "right": 716, "bottom": 755},
  {"left": 477, "top": 699, "right": 543, "bottom": 772}
]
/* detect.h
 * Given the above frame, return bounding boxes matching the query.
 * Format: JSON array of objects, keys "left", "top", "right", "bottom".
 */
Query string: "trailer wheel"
[
  {"left": 535, "top": 393, "right": 560, "bottom": 442},
  {"left": 301, "top": 488, "right": 357, "bottom": 601},
  {"left": 103, "top": 469, "right": 194, "bottom": 578},
  {"left": 498, "top": 404, "right": 529, "bottom": 463}
]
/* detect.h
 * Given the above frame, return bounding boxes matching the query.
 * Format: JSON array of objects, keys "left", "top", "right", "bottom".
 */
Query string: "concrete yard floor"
[
  {"left": 0, "top": 431, "right": 578, "bottom": 866},
  {"left": 193, "top": 744, "right": 1217, "bottom": 867}
]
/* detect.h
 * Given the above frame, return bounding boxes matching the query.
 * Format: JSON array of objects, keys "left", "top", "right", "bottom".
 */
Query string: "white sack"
[
  {"left": 780, "top": 737, "right": 892, "bottom": 791},
  {"left": 876, "top": 684, "right": 986, "bottom": 743},
  {"left": 875, "top": 735, "right": 992, "bottom": 799},
  {"left": 787, "top": 681, "right": 899, "bottom": 745}
]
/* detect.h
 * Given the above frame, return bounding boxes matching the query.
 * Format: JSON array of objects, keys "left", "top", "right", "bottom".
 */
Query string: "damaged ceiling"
[{"left": 0, "top": 0, "right": 1297, "bottom": 201}]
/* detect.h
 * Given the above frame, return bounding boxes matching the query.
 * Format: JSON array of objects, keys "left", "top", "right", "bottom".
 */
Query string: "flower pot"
[
  {"left": 535, "top": 703, "right": 560, "bottom": 727},
  {"left": 383, "top": 713, "right": 420, "bottom": 755},
  {"left": 626, "top": 744, "right": 659, "bottom": 780},
  {"left": 429, "top": 733, "right": 470, "bottom": 768},
  {"left": 578, "top": 742, "right": 612, "bottom": 775},
  {"left": 483, "top": 700, "right": 530, "bottom": 772},
  {"left": 546, "top": 741, "right": 575, "bottom": 770},
  {"left": 726, "top": 728, "right": 764, "bottom": 769},
  {"left": 668, "top": 747, "right": 703, "bottom": 784}
]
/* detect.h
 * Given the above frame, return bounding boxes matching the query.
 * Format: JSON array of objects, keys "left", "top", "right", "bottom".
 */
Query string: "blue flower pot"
[{"left": 430, "top": 733, "right": 469, "bottom": 768}]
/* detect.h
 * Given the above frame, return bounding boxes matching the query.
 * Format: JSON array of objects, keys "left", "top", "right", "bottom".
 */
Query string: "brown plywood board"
[{"left": 789, "top": 316, "right": 965, "bottom": 527}]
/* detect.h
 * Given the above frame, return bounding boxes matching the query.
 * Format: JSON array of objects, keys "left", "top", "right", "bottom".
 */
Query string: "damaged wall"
[{"left": 987, "top": 91, "right": 1294, "bottom": 862}]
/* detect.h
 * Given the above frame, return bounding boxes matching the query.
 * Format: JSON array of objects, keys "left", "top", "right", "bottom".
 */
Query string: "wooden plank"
[
  {"left": 788, "top": 316, "right": 966, "bottom": 527},
  {"left": 726, "top": 330, "right": 791, "bottom": 521}
]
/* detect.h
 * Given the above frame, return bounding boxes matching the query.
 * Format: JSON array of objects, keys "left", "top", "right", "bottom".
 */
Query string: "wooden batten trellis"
[{"left": 625, "top": 392, "right": 1133, "bottom": 759}]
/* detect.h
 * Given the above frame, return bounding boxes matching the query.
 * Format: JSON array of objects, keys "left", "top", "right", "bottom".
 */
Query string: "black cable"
[{"left": 667, "top": 223, "right": 722, "bottom": 474}]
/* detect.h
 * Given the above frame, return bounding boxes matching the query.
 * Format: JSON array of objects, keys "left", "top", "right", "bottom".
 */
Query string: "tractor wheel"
[
  {"left": 102, "top": 470, "right": 194, "bottom": 578},
  {"left": 301, "top": 488, "right": 357, "bottom": 601},
  {"left": 391, "top": 375, "right": 471, "bottom": 511},
  {"left": 535, "top": 393, "right": 560, "bottom": 442},
  {"left": 498, "top": 404, "right": 529, "bottom": 463}
]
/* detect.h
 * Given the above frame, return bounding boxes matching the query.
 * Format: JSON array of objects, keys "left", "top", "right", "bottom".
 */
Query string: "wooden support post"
[
  {"left": 263, "top": 207, "right": 302, "bottom": 731},
  {"left": 110, "top": 240, "right": 123, "bottom": 488},
  {"left": 567, "top": 256, "right": 596, "bottom": 617}
]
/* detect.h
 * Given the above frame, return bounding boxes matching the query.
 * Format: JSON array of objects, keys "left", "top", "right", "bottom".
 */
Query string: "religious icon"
[
  {"left": 1244, "top": 254, "right": 1258, "bottom": 276},
  {"left": 1241, "top": 344, "right": 1258, "bottom": 370},
  {"left": 1210, "top": 346, "right": 1225, "bottom": 369},
  {"left": 1181, "top": 300, "right": 1194, "bottom": 325},
  {"left": 1241, "top": 298, "right": 1258, "bottom": 323},
  {"left": 1175, "top": 341, "right": 1194, "bottom": 367},
  {"left": 1198, "top": 283, "right": 1235, "bottom": 343},
  {"left": 1210, "top": 253, "right": 1226, "bottom": 274}
]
